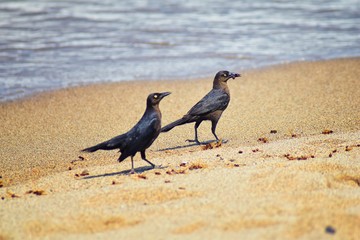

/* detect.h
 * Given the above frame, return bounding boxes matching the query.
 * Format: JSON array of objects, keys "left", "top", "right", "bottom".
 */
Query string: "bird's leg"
[
  {"left": 118, "top": 155, "right": 135, "bottom": 174},
  {"left": 130, "top": 156, "right": 136, "bottom": 174},
  {"left": 140, "top": 151, "right": 156, "bottom": 168},
  {"left": 211, "top": 120, "right": 220, "bottom": 142},
  {"left": 186, "top": 121, "right": 201, "bottom": 144}
]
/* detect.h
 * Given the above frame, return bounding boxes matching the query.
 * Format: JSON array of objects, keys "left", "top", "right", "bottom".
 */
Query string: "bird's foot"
[
  {"left": 185, "top": 139, "right": 201, "bottom": 145},
  {"left": 218, "top": 139, "right": 229, "bottom": 144},
  {"left": 153, "top": 164, "right": 162, "bottom": 169},
  {"left": 129, "top": 169, "right": 136, "bottom": 175}
]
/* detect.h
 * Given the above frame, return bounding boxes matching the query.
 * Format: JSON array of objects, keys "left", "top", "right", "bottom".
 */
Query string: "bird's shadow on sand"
[
  {"left": 82, "top": 165, "right": 167, "bottom": 180},
  {"left": 81, "top": 139, "right": 227, "bottom": 180},
  {"left": 158, "top": 139, "right": 228, "bottom": 151}
]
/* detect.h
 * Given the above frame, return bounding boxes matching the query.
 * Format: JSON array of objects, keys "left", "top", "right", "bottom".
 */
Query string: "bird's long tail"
[
  {"left": 82, "top": 135, "right": 124, "bottom": 152},
  {"left": 161, "top": 117, "right": 190, "bottom": 132},
  {"left": 82, "top": 142, "right": 108, "bottom": 152},
  {"left": 81, "top": 138, "right": 121, "bottom": 152}
]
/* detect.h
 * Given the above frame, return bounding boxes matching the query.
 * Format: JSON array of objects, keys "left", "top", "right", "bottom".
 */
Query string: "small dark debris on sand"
[
  {"left": 345, "top": 145, "right": 353, "bottom": 151},
  {"left": 258, "top": 137, "right": 268, "bottom": 143},
  {"left": 71, "top": 156, "right": 86, "bottom": 164},
  {"left": 325, "top": 225, "right": 336, "bottom": 235},
  {"left": 322, "top": 129, "right": 333, "bottom": 134},
  {"left": 201, "top": 140, "right": 222, "bottom": 150},
  {"left": 166, "top": 169, "right": 186, "bottom": 175},
  {"left": 137, "top": 174, "right": 147, "bottom": 180},
  {"left": 188, "top": 163, "right": 206, "bottom": 170},
  {"left": 284, "top": 154, "right": 315, "bottom": 161},
  {"left": 75, "top": 170, "right": 89, "bottom": 177},
  {"left": 25, "top": 190, "right": 46, "bottom": 196},
  {"left": 180, "top": 162, "right": 187, "bottom": 167},
  {"left": 7, "top": 191, "right": 20, "bottom": 198}
]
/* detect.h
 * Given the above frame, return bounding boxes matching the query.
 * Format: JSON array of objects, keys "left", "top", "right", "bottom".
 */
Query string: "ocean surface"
[{"left": 0, "top": 0, "right": 359, "bottom": 102}]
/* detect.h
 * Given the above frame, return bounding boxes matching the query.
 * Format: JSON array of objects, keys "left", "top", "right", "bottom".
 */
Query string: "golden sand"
[{"left": 1, "top": 58, "right": 359, "bottom": 239}]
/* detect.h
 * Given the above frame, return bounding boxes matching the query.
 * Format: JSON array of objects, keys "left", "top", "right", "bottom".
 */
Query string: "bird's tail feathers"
[
  {"left": 82, "top": 136, "right": 124, "bottom": 152},
  {"left": 161, "top": 117, "right": 189, "bottom": 132},
  {"left": 82, "top": 142, "right": 107, "bottom": 152}
]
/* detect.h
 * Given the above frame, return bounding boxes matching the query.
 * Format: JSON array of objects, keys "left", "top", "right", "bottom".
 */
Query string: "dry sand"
[{"left": 0, "top": 57, "right": 359, "bottom": 239}]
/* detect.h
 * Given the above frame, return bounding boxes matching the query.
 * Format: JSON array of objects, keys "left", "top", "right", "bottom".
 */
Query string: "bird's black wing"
[
  {"left": 122, "top": 110, "right": 161, "bottom": 153},
  {"left": 105, "top": 133, "right": 127, "bottom": 149},
  {"left": 187, "top": 89, "right": 230, "bottom": 117}
]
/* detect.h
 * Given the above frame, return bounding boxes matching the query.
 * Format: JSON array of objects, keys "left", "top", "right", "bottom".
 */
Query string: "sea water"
[{"left": 0, "top": 0, "right": 359, "bottom": 101}]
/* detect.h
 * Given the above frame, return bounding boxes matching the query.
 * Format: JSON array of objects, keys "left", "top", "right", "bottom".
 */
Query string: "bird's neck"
[
  {"left": 146, "top": 104, "right": 161, "bottom": 116},
  {"left": 213, "top": 81, "right": 230, "bottom": 94}
]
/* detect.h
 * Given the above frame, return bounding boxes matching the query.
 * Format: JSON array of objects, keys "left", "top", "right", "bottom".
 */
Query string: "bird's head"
[
  {"left": 147, "top": 92, "right": 171, "bottom": 107},
  {"left": 215, "top": 70, "right": 241, "bottom": 82},
  {"left": 213, "top": 71, "right": 241, "bottom": 89}
]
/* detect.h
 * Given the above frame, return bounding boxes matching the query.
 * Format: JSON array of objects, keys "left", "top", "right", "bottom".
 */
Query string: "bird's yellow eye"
[{"left": 153, "top": 94, "right": 158, "bottom": 99}]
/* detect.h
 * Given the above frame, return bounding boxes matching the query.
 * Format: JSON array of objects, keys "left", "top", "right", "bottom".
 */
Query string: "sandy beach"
[{"left": 1, "top": 58, "right": 360, "bottom": 239}]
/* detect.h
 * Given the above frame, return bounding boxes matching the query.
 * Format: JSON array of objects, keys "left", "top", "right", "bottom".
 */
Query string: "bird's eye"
[
  {"left": 153, "top": 94, "right": 158, "bottom": 99},
  {"left": 223, "top": 73, "right": 227, "bottom": 77}
]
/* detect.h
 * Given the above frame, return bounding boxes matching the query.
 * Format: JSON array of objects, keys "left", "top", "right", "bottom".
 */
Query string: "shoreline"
[
  {"left": 1, "top": 56, "right": 358, "bottom": 105},
  {"left": 1, "top": 57, "right": 360, "bottom": 239}
]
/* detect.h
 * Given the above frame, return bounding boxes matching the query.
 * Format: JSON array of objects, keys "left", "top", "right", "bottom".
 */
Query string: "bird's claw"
[
  {"left": 186, "top": 139, "right": 201, "bottom": 145},
  {"left": 154, "top": 164, "right": 162, "bottom": 169}
]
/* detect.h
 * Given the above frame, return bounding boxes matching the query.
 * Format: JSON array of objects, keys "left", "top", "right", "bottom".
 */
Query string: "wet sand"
[{"left": 1, "top": 58, "right": 360, "bottom": 239}]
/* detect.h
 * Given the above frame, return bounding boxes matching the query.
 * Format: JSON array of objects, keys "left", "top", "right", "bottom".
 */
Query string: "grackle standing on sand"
[
  {"left": 161, "top": 71, "right": 240, "bottom": 144},
  {"left": 82, "top": 92, "right": 171, "bottom": 174}
]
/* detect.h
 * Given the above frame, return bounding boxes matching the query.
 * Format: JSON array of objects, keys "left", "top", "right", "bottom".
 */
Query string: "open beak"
[
  {"left": 160, "top": 92, "right": 171, "bottom": 99},
  {"left": 229, "top": 72, "right": 241, "bottom": 79}
]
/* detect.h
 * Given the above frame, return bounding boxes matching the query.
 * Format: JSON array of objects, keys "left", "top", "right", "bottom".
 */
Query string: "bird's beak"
[
  {"left": 160, "top": 92, "right": 171, "bottom": 99},
  {"left": 229, "top": 72, "right": 241, "bottom": 79}
]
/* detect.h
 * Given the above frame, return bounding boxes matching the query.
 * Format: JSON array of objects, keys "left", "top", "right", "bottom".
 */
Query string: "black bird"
[
  {"left": 161, "top": 71, "right": 240, "bottom": 144},
  {"left": 82, "top": 92, "right": 171, "bottom": 174}
]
